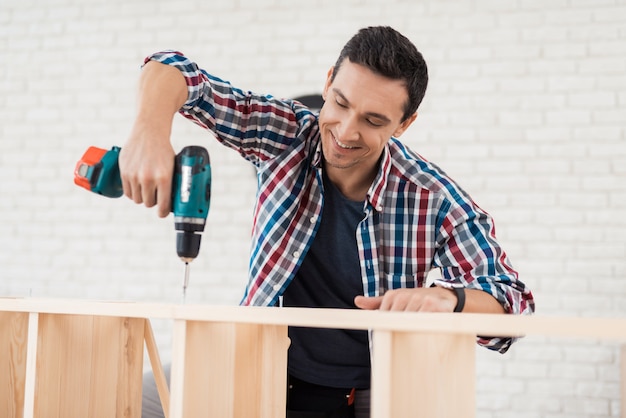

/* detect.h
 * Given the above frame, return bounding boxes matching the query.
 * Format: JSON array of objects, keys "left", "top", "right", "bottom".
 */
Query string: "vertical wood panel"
[
  {"left": 114, "top": 317, "right": 145, "bottom": 417},
  {"left": 371, "top": 330, "right": 393, "bottom": 418},
  {"left": 391, "top": 332, "right": 476, "bottom": 418},
  {"left": 258, "top": 324, "right": 289, "bottom": 418},
  {"left": 232, "top": 323, "right": 261, "bottom": 418},
  {"left": 0, "top": 311, "right": 29, "bottom": 418},
  {"left": 31, "top": 314, "right": 144, "bottom": 418},
  {"left": 23, "top": 312, "right": 39, "bottom": 418},
  {"left": 144, "top": 319, "right": 170, "bottom": 418},
  {"left": 184, "top": 321, "right": 236, "bottom": 418},
  {"left": 177, "top": 321, "right": 290, "bottom": 418},
  {"left": 169, "top": 319, "right": 187, "bottom": 418}
]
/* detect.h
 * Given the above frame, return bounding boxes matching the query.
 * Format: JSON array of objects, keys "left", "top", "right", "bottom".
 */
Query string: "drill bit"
[{"left": 182, "top": 262, "right": 190, "bottom": 304}]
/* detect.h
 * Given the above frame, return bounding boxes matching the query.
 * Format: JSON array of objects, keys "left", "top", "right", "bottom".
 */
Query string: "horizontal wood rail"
[{"left": 1, "top": 298, "right": 625, "bottom": 418}]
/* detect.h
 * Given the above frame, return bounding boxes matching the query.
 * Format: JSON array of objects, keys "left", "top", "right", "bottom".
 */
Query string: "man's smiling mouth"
[{"left": 332, "top": 133, "right": 358, "bottom": 149}]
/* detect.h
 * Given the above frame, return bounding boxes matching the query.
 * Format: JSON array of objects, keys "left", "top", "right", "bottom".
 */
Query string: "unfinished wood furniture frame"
[{"left": 1, "top": 298, "right": 625, "bottom": 418}]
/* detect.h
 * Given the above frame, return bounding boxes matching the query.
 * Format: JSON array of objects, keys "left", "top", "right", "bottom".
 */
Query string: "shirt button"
[
  {"left": 293, "top": 251, "right": 300, "bottom": 258},
  {"left": 309, "top": 216, "right": 316, "bottom": 223},
  {"left": 273, "top": 284, "right": 281, "bottom": 291}
]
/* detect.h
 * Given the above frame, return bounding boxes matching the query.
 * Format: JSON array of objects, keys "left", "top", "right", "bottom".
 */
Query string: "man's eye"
[
  {"left": 335, "top": 100, "right": 347, "bottom": 108},
  {"left": 367, "top": 119, "right": 383, "bottom": 127}
]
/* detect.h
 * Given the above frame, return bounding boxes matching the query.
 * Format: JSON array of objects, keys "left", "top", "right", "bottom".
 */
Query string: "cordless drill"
[{"left": 74, "top": 145, "right": 212, "bottom": 300}]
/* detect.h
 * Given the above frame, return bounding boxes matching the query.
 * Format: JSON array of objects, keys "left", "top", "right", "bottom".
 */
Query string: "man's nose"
[{"left": 336, "top": 115, "right": 360, "bottom": 142}]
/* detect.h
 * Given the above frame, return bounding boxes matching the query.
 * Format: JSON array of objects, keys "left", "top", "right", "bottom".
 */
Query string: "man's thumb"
[{"left": 354, "top": 295, "right": 383, "bottom": 310}]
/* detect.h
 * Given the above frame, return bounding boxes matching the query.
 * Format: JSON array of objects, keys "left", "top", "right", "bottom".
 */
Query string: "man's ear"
[
  {"left": 322, "top": 66, "right": 334, "bottom": 101},
  {"left": 393, "top": 112, "right": 418, "bottom": 138}
]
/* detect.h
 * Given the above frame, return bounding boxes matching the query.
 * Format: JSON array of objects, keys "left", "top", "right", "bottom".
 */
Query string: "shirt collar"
[
  {"left": 366, "top": 143, "right": 390, "bottom": 212},
  {"left": 311, "top": 137, "right": 391, "bottom": 213},
  {"left": 312, "top": 138, "right": 323, "bottom": 168}
]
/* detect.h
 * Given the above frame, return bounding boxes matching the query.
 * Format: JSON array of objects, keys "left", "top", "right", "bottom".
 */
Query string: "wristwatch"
[{"left": 452, "top": 287, "right": 465, "bottom": 313}]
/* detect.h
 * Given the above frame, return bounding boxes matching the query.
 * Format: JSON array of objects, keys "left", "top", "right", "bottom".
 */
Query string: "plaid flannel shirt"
[{"left": 147, "top": 51, "right": 535, "bottom": 353}]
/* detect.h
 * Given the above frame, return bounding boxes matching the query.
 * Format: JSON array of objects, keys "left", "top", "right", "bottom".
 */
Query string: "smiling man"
[
  {"left": 320, "top": 64, "right": 414, "bottom": 200},
  {"left": 121, "top": 26, "right": 535, "bottom": 418}
]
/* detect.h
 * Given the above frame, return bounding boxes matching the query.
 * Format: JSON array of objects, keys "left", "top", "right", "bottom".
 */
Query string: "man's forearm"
[
  {"left": 118, "top": 60, "right": 189, "bottom": 216},
  {"left": 460, "top": 288, "right": 506, "bottom": 314},
  {"left": 134, "top": 60, "right": 188, "bottom": 135}
]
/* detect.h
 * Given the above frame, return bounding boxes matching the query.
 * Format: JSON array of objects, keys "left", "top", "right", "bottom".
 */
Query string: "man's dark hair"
[{"left": 331, "top": 26, "right": 428, "bottom": 122}]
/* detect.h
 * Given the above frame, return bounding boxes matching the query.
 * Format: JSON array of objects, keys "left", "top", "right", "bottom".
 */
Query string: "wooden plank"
[
  {"left": 177, "top": 322, "right": 290, "bottom": 418},
  {"left": 30, "top": 314, "right": 144, "bottom": 418},
  {"left": 119, "top": 317, "right": 146, "bottom": 417},
  {"left": 169, "top": 319, "right": 187, "bottom": 418},
  {"left": 34, "top": 314, "right": 86, "bottom": 418},
  {"left": 104, "top": 316, "right": 145, "bottom": 417},
  {"left": 23, "top": 312, "right": 39, "bottom": 418},
  {"left": 232, "top": 323, "right": 260, "bottom": 418},
  {"left": 0, "top": 311, "right": 29, "bottom": 418},
  {"left": 372, "top": 330, "right": 475, "bottom": 418},
  {"left": 88, "top": 316, "right": 117, "bottom": 417},
  {"left": 390, "top": 332, "right": 475, "bottom": 418},
  {"left": 232, "top": 323, "right": 290, "bottom": 418},
  {"left": 144, "top": 319, "right": 170, "bottom": 418},
  {"left": 2, "top": 299, "right": 626, "bottom": 342},
  {"left": 257, "top": 324, "right": 289, "bottom": 418},
  {"left": 0, "top": 298, "right": 626, "bottom": 418},
  {"left": 184, "top": 321, "right": 236, "bottom": 418},
  {"left": 371, "top": 330, "right": 393, "bottom": 418}
]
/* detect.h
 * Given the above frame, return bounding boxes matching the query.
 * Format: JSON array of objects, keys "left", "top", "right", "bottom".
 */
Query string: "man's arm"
[
  {"left": 118, "top": 61, "right": 187, "bottom": 217},
  {"left": 355, "top": 189, "right": 532, "bottom": 318},
  {"left": 354, "top": 287, "right": 505, "bottom": 313}
]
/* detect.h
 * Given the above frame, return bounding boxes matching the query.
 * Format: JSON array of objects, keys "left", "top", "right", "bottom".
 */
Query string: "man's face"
[{"left": 319, "top": 59, "right": 416, "bottom": 179}]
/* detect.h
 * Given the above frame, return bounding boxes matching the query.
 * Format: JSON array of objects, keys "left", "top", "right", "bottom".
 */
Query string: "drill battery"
[{"left": 74, "top": 146, "right": 123, "bottom": 198}]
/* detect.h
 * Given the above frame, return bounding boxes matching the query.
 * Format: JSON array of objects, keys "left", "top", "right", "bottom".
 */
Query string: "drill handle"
[{"left": 172, "top": 146, "right": 212, "bottom": 220}]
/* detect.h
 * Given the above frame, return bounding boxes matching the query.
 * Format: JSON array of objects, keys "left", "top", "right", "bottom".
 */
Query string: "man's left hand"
[{"left": 354, "top": 287, "right": 457, "bottom": 312}]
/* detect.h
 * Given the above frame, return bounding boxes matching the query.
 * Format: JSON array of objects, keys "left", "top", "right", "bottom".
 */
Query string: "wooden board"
[
  {"left": 371, "top": 331, "right": 475, "bottom": 418},
  {"left": 2, "top": 299, "right": 626, "bottom": 341},
  {"left": 0, "top": 311, "right": 29, "bottom": 418},
  {"left": 32, "top": 314, "right": 146, "bottom": 418},
  {"left": 175, "top": 321, "right": 289, "bottom": 418},
  {"left": 2, "top": 299, "right": 626, "bottom": 418}
]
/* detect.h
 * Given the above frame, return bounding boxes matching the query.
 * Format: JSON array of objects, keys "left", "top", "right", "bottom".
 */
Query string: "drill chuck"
[
  {"left": 176, "top": 231, "right": 202, "bottom": 262},
  {"left": 175, "top": 216, "right": 206, "bottom": 261}
]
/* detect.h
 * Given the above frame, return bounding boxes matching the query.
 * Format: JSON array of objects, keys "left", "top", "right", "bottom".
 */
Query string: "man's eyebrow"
[{"left": 332, "top": 88, "right": 392, "bottom": 123}]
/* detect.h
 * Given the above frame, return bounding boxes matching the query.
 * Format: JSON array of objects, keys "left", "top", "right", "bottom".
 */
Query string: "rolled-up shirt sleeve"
[
  {"left": 144, "top": 50, "right": 305, "bottom": 166},
  {"left": 432, "top": 198, "right": 535, "bottom": 353}
]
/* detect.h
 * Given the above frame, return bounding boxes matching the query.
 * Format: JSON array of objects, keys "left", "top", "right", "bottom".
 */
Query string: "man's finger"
[
  {"left": 156, "top": 177, "right": 172, "bottom": 218},
  {"left": 142, "top": 182, "right": 157, "bottom": 208},
  {"left": 130, "top": 182, "right": 143, "bottom": 204},
  {"left": 354, "top": 295, "right": 383, "bottom": 310},
  {"left": 121, "top": 177, "right": 133, "bottom": 201}
]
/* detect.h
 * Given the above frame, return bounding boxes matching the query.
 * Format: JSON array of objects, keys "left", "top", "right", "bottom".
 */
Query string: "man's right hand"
[
  {"left": 118, "top": 60, "right": 188, "bottom": 218},
  {"left": 119, "top": 127, "right": 176, "bottom": 218}
]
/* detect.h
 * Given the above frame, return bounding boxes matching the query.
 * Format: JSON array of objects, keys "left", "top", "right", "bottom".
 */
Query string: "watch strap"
[{"left": 452, "top": 287, "right": 465, "bottom": 313}]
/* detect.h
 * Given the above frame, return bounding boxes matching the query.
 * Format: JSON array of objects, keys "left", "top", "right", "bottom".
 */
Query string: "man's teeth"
[{"left": 335, "top": 137, "right": 356, "bottom": 149}]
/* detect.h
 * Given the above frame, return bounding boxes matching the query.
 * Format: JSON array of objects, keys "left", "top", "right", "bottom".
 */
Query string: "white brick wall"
[{"left": 1, "top": 0, "right": 625, "bottom": 416}]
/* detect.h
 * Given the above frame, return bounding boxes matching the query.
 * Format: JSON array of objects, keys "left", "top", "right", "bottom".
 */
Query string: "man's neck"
[{"left": 323, "top": 164, "right": 375, "bottom": 202}]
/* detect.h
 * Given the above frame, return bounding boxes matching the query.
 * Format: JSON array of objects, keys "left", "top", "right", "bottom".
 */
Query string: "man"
[{"left": 122, "top": 26, "right": 535, "bottom": 418}]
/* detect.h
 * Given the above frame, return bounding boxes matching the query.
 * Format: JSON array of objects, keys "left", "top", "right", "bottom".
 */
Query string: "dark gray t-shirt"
[{"left": 282, "top": 170, "right": 371, "bottom": 389}]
